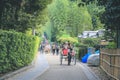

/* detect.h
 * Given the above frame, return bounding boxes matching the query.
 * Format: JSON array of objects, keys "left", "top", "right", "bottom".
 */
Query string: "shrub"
[
  {"left": 106, "top": 42, "right": 117, "bottom": 49},
  {"left": 80, "top": 38, "right": 100, "bottom": 47},
  {"left": 0, "top": 30, "right": 40, "bottom": 73}
]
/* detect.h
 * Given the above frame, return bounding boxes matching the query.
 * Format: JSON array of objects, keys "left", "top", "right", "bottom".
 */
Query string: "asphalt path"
[
  {"left": 35, "top": 54, "right": 98, "bottom": 80},
  {"left": 4, "top": 53, "right": 49, "bottom": 80},
  {"left": 2, "top": 53, "right": 100, "bottom": 80}
]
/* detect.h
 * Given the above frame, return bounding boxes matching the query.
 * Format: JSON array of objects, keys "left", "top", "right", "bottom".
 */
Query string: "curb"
[
  {"left": 0, "top": 53, "right": 49, "bottom": 80},
  {"left": 0, "top": 64, "right": 34, "bottom": 80},
  {"left": 32, "top": 66, "right": 49, "bottom": 80},
  {"left": 78, "top": 62, "right": 100, "bottom": 80}
]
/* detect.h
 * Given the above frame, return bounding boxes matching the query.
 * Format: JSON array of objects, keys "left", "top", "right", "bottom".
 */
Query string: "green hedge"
[{"left": 0, "top": 30, "right": 40, "bottom": 73}]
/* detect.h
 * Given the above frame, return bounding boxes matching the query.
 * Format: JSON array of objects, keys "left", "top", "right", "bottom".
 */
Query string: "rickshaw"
[{"left": 60, "top": 48, "right": 76, "bottom": 65}]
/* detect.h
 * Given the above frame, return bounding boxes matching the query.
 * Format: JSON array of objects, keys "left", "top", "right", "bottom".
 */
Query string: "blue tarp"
[
  {"left": 81, "top": 50, "right": 100, "bottom": 63},
  {"left": 81, "top": 53, "right": 91, "bottom": 63}
]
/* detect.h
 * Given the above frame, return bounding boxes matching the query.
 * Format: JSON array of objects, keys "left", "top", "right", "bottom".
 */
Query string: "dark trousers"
[
  {"left": 52, "top": 49, "right": 55, "bottom": 55},
  {"left": 56, "top": 49, "right": 59, "bottom": 55},
  {"left": 68, "top": 53, "right": 71, "bottom": 65}
]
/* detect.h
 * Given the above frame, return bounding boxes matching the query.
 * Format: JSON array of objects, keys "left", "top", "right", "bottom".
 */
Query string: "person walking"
[
  {"left": 67, "top": 42, "right": 73, "bottom": 65},
  {"left": 40, "top": 41, "right": 44, "bottom": 54},
  {"left": 56, "top": 43, "right": 60, "bottom": 55},
  {"left": 52, "top": 43, "right": 56, "bottom": 55},
  {"left": 61, "top": 41, "right": 73, "bottom": 65}
]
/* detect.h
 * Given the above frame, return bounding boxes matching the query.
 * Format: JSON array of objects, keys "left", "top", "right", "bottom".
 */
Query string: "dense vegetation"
[
  {"left": 0, "top": 0, "right": 52, "bottom": 74},
  {"left": 99, "top": 0, "right": 120, "bottom": 48},
  {"left": 0, "top": 0, "right": 105, "bottom": 41},
  {"left": 82, "top": 0, "right": 120, "bottom": 48},
  {"left": 0, "top": 0, "right": 119, "bottom": 45},
  {"left": 0, "top": 0, "right": 52, "bottom": 33},
  {"left": 46, "top": 0, "right": 104, "bottom": 42},
  {"left": 0, "top": 30, "right": 40, "bottom": 73},
  {"left": 0, "top": 0, "right": 120, "bottom": 74}
]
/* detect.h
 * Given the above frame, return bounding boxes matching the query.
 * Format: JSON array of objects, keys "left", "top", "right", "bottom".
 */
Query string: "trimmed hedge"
[{"left": 0, "top": 30, "right": 40, "bottom": 73}]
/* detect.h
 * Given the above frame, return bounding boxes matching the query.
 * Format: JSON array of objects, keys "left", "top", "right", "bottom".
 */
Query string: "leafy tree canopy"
[
  {"left": 102, "top": 0, "right": 120, "bottom": 30},
  {"left": 0, "top": 0, "right": 52, "bottom": 32}
]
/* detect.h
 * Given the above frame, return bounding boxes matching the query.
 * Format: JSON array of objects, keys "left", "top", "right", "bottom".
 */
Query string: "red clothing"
[{"left": 62, "top": 48, "right": 68, "bottom": 56}]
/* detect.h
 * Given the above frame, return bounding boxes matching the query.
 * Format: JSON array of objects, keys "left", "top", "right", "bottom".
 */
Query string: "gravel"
[{"left": 88, "top": 65, "right": 115, "bottom": 80}]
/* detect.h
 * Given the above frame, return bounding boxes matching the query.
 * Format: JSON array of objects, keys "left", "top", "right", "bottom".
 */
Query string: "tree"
[
  {"left": 0, "top": 0, "right": 52, "bottom": 32},
  {"left": 97, "top": 0, "right": 108, "bottom": 6},
  {"left": 86, "top": 1, "right": 105, "bottom": 30},
  {"left": 81, "top": 0, "right": 94, "bottom": 4},
  {"left": 100, "top": 0, "right": 120, "bottom": 48},
  {"left": 47, "top": 0, "right": 93, "bottom": 41}
]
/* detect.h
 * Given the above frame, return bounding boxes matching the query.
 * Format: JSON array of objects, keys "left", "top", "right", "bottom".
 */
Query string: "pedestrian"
[
  {"left": 40, "top": 42, "right": 44, "bottom": 54},
  {"left": 56, "top": 43, "right": 60, "bottom": 55},
  {"left": 67, "top": 42, "right": 73, "bottom": 65},
  {"left": 52, "top": 43, "right": 56, "bottom": 55},
  {"left": 44, "top": 43, "right": 51, "bottom": 53}
]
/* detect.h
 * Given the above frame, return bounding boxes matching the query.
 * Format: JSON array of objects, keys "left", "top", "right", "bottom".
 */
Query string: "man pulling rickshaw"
[{"left": 60, "top": 42, "right": 76, "bottom": 65}]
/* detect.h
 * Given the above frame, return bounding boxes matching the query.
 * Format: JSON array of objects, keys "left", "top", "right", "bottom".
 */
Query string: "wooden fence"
[{"left": 100, "top": 49, "right": 120, "bottom": 80}]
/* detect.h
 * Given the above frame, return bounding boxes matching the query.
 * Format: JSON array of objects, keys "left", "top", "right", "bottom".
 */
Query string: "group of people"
[
  {"left": 61, "top": 41, "right": 75, "bottom": 65},
  {"left": 39, "top": 41, "right": 51, "bottom": 54},
  {"left": 39, "top": 41, "right": 60, "bottom": 55},
  {"left": 40, "top": 41, "right": 75, "bottom": 65},
  {"left": 51, "top": 43, "right": 60, "bottom": 55}
]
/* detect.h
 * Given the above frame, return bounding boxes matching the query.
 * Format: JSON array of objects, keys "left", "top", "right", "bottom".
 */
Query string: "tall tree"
[
  {"left": 0, "top": 0, "right": 52, "bottom": 32},
  {"left": 100, "top": 0, "right": 120, "bottom": 48},
  {"left": 86, "top": 1, "right": 105, "bottom": 30},
  {"left": 47, "top": 0, "right": 92, "bottom": 41}
]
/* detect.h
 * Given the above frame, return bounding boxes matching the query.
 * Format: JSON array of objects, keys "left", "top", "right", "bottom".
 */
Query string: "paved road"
[
  {"left": 2, "top": 53, "right": 100, "bottom": 80},
  {"left": 35, "top": 54, "right": 100, "bottom": 80},
  {"left": 4, "top": 53, "right": 49, "bottom": 80}
]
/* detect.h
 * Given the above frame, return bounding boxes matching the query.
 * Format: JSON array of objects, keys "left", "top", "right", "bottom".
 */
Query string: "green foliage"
[
  {"left": 0, "top": 0, "right": 52, "bottom": 32},
  {"left": 97, "top": 0, "right": 108, "bottom": 6},
  {"left": 99, "top": 0, "right": 120, "bottom": 48},
  {"left": 74, "top": 42, "right": 88, "bottom": 47},
  {"left": 103, "top": 30, "right": 116, "bottom": 41},
  {"left": 81, "top": 0, "right": 95, "bottom": 4},
  {"left": 24, "top": 0, "right": 52, "bottom": 14},
  {"left": 80, "top": 38, "right": 100, "bottom": 47},
  {"left": 0, "top": 30, "right": 40, "bottom": 73},
  {"left": 57, "top": 34, "right": 78, "bottom": 43},
  {"left": 86, "top": 1, "right": 105, "bottom": 30},
  {"left": 47, "top": 0, "right": 93, "bottom": 41},
  {"left": 102, "top": 0, "right": 120, "bottom": 31},
  {"left": 43, "top": 21, "right": 52, "bottom": 40},
  {"left": 106, "top": 42, "right": 117, "bottom": 49}
]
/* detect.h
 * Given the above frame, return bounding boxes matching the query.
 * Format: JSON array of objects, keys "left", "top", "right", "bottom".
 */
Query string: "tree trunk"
[{"left": 117, "top": 30, "right": 120, "bottom": 48}]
